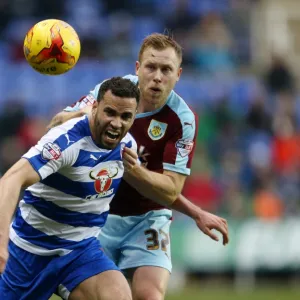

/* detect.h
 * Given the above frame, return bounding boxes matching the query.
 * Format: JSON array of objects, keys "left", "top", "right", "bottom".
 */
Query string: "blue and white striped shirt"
[{"left": 10, "top": 115, "right": 137, "bottom": 256}]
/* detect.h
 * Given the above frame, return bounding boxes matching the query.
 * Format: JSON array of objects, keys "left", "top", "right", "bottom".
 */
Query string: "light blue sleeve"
[
  {"left": 162, "top": 92, "right": 197, "bottom": 175},
  {"left": 123, "top": 74, "right": 138, "bottom": 84},
  {"left": 63, "top": 75, "right": 137, "bottom": 112},
  {"left": 89, "top": 83, "right": 101, "bottom": 99},
  {"left": 63, "top": 83, "right": 101, "bottom": 112}
]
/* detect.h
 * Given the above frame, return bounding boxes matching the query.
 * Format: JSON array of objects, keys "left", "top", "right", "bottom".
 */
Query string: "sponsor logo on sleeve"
[
  {"left": 147, "top": 119, "right": 168, "bottom": 141},
  {"left": 175, "top": 139, "right": 194, "bottom": 157},
  {"left": 41, "top": 142, "right": 61, "bottom": 160},
  {"left": 78, "top": 94, "right": 96, "bottom": 109}
]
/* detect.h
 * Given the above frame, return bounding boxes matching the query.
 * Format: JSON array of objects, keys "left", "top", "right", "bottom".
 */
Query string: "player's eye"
[
  {"left": 146, "top": 64, "right": 155, "bottom": 71},
  {"left": 121, "top": 113, "right": 133, "bottom": 121},
  {"left": 104, "top": 108, "right": 116, "bottom": 116},
  {"left": 162, "top": 67, "right": 172, "bottom": 73}
]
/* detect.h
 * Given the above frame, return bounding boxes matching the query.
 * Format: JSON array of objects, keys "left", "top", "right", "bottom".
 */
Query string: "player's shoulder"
[
  {"left": 33, "top": 116, "right": 89, "bottom": 160},
  {"left": 122, "top": 74, "right": 138, "bottom": 84},
  {"left": 166, "top": 90, "right": 196, "bottom": 122}
]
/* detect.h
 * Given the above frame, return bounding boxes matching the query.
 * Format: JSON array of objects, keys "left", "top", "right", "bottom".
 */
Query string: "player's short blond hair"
[{"left": 138, "top": 33, "right": 183, "bottom": 66}]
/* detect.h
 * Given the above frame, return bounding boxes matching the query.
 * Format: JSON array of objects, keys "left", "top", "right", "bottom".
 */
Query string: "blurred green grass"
[
  {"left": 165, "top": 285, "right": 300, "bottom": 300},
  {"left": 50, "top": 284, "right": 300, "bottom": 300}
]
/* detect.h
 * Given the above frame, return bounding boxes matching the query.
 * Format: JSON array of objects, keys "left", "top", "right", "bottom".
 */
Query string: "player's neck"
[{"left": 137, "top": 99, "right": 166, "bottom": 114}]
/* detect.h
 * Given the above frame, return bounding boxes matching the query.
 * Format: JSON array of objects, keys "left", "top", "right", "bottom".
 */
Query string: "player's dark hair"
[
  {"left": 138, "top": 32, "right": 183, "bottom": 65},
  {"left": 97, "top": 77, "right": 140, "bottom": 103}
]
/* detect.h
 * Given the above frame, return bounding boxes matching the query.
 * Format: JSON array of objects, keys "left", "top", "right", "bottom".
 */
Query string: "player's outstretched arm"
[
  {"left": 171, "top": 194, "right": 229, "bottom": 245},
  {"left": 47, "top": 105, "right": 92, "bottom": 130},
  {"left": 0, "top": 158, "right": 40, "bottom": 272},
  {"left": 122, "top": 147, "right": 229, "bottom": 244},
  {"left": 122, "top": 147, "right": 186, "bottom": 206}
]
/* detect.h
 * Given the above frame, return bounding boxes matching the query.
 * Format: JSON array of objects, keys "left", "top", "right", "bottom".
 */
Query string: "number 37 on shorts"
[{"left": 144, "top": 228, "right": 169, "bottom": 252}]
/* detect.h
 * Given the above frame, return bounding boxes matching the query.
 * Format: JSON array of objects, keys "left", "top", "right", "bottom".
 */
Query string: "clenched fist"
[{"left": 122, "top": 147, "right": 139, "bottom": 173}]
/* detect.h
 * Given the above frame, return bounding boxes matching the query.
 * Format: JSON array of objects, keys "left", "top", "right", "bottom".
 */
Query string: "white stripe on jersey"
[
  {"left": 19, "top": 201, "right": 101, "bottom": 242},
  {"left": 28, "top": 184, "right": 111, "bottom": 214},
  {"left": 10, "top": 226, "right": 72, "bottom": 256}
]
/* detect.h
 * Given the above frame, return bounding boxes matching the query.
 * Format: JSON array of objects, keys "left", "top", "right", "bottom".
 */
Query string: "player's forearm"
[
  {"left": 124, "top": 166, "right": 178, "bottom": 206},
  {"left": 47, "top": 110, "right": 85, "bottom": 130},
  {"left": 170, "top": 194, "right": 201, "bottom": 219}
]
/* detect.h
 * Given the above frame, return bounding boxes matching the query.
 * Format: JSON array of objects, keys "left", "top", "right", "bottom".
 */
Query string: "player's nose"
[
  {"left": 153, "top": 69, "right": 162, "bottom": 82},
  {"left": 110, "top": 117, "right": 122, "bottom": 129}
]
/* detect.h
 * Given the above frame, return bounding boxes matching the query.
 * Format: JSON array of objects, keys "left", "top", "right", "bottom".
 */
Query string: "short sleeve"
[
  {"left": 22, "top": 127, "right": 77, "bottom": 180},
  {"left": 163, "top": 113, "right": 198, "bottom": 175},
  {"left": 63, "top": 82, "right": 102, "bottom": 112}
]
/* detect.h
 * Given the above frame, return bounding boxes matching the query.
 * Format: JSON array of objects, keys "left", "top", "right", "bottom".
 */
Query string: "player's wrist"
[
  {"left": 191, "top": 207, "right": 204, "bottom": 221},
  {"left": 124, "top": 162, "right": 140, "bottom": 176}
]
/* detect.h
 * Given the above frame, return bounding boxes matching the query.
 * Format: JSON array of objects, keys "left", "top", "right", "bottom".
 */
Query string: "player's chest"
[
  {"left": 130, "top": 118, "right": 175, "bottom": 165},
  {"left": 60, "top": 151, "right": 125, "bottom": 200},
  {"left": 64, "top": 162, "right": 124, "bottom": 201}
]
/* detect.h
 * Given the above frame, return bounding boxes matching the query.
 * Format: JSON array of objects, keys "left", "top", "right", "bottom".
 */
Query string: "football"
[{"left": 23, "top": 19, "right": 81, "bottom": 75}]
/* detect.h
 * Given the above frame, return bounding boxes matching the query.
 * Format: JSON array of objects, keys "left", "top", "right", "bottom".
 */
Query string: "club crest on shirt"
[
  {"left": 41, "top": 142, "right": 61, "bottom": 160},
  {"left": 88, "top": 166, "right": 119, "bottom": 198},
  {"left": 175, "top": 139, "right": 194, "bottom": 157},
  {"left": 147, "top": 119, "right": 168, "bottom": 141}
]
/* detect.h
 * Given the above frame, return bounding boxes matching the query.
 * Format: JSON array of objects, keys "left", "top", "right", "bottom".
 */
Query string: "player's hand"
[
  {"left": 0, "top": 235, "right": 9, "bottom": 273},
  {"left": 122, "top": 147, "right": 139, "bottom": 173},
  {"left": 194, "top": 209, "right": 229, "bottom": 246}
]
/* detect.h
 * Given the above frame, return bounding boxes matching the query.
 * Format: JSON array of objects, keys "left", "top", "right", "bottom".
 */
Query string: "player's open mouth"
[
  {"left": 105, "top": 130, "right": 120, "bottom": 141},
  {"left": 150, "top": 87, "right": 162, "bottom": 93}
]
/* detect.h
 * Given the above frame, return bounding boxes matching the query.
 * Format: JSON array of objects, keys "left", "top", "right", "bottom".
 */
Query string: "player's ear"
[
  {"left": 177, "top": 67, "right": 182, "bottom": 81},
  {"left": 91, "top": 100, "right": 98, "bottom": 116},
  {"left": 92, "top": 100, "right": 98, "bottom": 109},
  {"left": 135, "top": 61, "right": 140, "bottom": 75}
]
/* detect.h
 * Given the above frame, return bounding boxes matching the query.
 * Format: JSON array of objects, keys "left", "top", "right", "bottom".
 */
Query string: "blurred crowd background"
[{"left": 1, "top": 0, "right": 300, "bottom": 298}]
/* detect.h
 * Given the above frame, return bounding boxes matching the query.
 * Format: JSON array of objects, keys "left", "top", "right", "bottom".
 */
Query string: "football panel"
[{"left": 23, "top": 19, "right": 81, "bottom": 75}]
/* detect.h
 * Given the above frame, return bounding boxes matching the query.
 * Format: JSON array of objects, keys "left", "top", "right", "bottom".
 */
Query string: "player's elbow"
[
  {"left": 163, "top": 171, "right": 186, "bottom": 204},
  {"left": 164, "top": 184, "right": 181, "bottom": 206},
  {"left": 170, "top": 189, "right": 180, "bottom": 204},
  {"left": 47, "top": 110, "right": 86, "bottom": 130},
  {"left": 47, "top": 112, "right": 65, "bottom": 130},
  {"left": 164, "top": 177, "right": 182, "bottom": 205}
]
